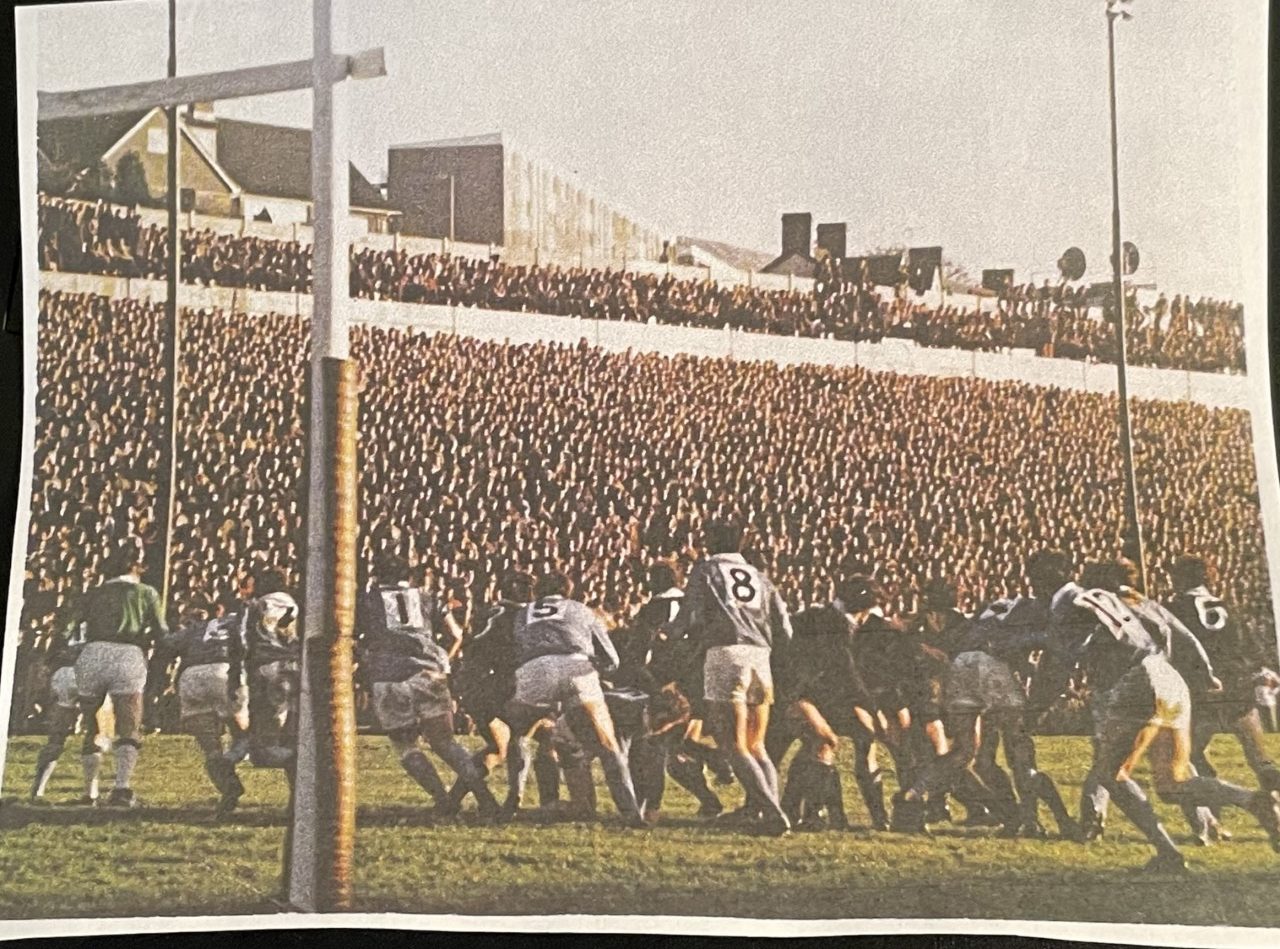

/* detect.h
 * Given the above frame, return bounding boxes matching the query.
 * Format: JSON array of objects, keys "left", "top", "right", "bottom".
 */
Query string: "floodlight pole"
[
  {"left": 286, "top": 0, "right": 360, "bottom": 914},
  {"left": 159, "top": 0, "right": 180, "bottom": 613},
  {"left": 1106, "top": 3, "right": 1147, "bottom": 590}
]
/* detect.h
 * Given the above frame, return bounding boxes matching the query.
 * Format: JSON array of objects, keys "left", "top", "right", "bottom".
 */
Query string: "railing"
[{"left": 38, "top": 270, "right": 1251, "bottom": 410}]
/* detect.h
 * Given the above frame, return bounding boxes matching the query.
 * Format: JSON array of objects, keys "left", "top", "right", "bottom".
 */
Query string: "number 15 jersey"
[{"left": 676, "top": 552, "right": 793, "bottom": 651}]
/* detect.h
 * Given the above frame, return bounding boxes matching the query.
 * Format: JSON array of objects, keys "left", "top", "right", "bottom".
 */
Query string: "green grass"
[{"left": 1, "top": 732, "right": 1278, "bottom": 924}]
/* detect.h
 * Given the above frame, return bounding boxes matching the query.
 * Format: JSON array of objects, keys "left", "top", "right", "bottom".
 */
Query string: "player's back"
[
  {"left": 358, "top": 584, "right": 451, "bottom": 682},
  {"left": 512, "top": 595, "right": 609, "bottom": 667},
  {"left": 682, "top": 553, "right": 790, "bottom": 650},
  {"left": 780, "top": 605, "right": 865, "bottom": 705},
  {"left": 79, "top": 576, "right": 165, "bottom": 648},
  {"left": 169, "top": 614, "right": 240, "bottom": 668},
  {"left": 1166, "top": 587, "right": 1256, "bottom": 685}
]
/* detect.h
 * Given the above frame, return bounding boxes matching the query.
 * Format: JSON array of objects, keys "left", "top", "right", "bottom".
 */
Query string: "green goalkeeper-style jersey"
[{"left": 64, "top": 575, "right": 167, "bottom": 650}]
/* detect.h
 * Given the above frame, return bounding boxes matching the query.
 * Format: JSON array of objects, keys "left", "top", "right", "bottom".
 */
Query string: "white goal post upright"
[
  {"left": 286, "top": 0, "right": 361, "bottom": 913},
  {"left": 35, "top": 0, "right": 384, "bottom": 913}
]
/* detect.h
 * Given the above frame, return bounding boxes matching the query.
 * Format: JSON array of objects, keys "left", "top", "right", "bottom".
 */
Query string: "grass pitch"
[{"left": 1, "top": 732, "right": 1278, "bottom": 925}]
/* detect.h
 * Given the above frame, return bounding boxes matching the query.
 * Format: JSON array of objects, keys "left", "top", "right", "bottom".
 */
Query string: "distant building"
[
  {"left": 37, "top": 103, "right": 397, "bottom": 234},
  {"left": 386, "top": 132, "right": 666, "bottom": 261}
]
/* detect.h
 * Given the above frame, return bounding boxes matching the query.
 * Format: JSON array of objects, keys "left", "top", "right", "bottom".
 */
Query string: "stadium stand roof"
[{"left": 389, "top": 131, "right": 505, "bottom": 151}]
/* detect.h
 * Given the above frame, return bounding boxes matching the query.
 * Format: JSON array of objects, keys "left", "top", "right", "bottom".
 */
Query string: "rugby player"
[
  {"left": 448, "top": 571, "right": 536, "bottom": 813},
  {"left": 501, "top": 570, "right": 645, "bottom": 827},
  {"left": 1168, "top": 555, "right": 1280, "bottom": 796},
  {"left": 672, "top": 520, "right": 793, "bottom": 836},
  {"left": 357, "top": 554, "right": 498, "bottom": 819},
  {"left": 30, "top": 600, "right": 99, "bottom": 802},
  {"left": 1059, "top": 559, "right": 1280, "bottom": 871},
  {"left": 63, "top": 545, "right": 167, "bottom": 808},
  {"left": 228, "top": 567, "right": 299, "bottom": 778},
  {"left": 146, "top": 594, "right": 248, "bottom": 817}
]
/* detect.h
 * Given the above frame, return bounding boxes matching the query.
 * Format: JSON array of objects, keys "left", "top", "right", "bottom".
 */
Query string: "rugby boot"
[
  {"left": 889, "top": 793, "right": 928, "bottom": 834},
  {"left": 1143, "top": 850, "right": 1189, "bottom": 874},
  {"left": 106, "top": 787, "right": 139, "bottom": 809},
  {"left": 925, "top": 792, "right": 951, "bottom": 825}
]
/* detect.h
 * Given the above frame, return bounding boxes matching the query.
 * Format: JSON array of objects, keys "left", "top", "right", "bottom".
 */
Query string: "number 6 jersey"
[{"left": 675, "top": 552, "right": 793, "bottom": 651}]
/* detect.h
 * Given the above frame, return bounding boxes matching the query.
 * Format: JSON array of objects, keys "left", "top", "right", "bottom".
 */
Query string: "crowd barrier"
[{"left": 36, "top": 270, "right": 1251, "bottom": 410}]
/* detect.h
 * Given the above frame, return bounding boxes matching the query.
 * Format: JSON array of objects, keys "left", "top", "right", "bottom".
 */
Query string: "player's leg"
[
  {"left": 1096, "top": 720, "right": 1186, "bottom": 869},
  {"left": 1150, "top": 724, "right": 1280, "bottom": 853},
  {"left": 667, "top": 722, "right": 724, "bottom": 818},
  {"left": 851, "top": 717, "right": 890, "bottom": 831},
  {"left": 562, "top": 698, "right": 642, "bottom": 824},
  {"left": 389, "top": 723, "right": 449, "bottom": 806},
  {"left": 74, "top": 692, "right": 107, "bottom": 804},
  {"left": 32, "top": 667, "right": 81, "bottom": 802},
  {"left": 551, "top": 719, "right": 597, "bottom": 821},
  {"left": 186, "top": 711, "right": 234, "bottom": 798},
  {"left": 421, "top": 710, "right": 500, "bottom": 820},
  {"left": 1232, "top": 707, "right": 1280, "bottom": 792},
  {"left": 501, "top": 703, "right": 550, "bottom": 818},
  {"left": 106, "top": 689, "right": 144, "bottom": 807}
]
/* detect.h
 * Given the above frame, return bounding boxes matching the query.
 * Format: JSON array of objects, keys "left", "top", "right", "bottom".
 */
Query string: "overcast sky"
[{"left": 30, "top": 0, "right": 1265, "bottom": 298}]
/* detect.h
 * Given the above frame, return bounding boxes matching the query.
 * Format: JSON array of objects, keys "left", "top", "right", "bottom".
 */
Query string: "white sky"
[{"left": 31, "top": 0, "right": 1265, "bottom": 299}]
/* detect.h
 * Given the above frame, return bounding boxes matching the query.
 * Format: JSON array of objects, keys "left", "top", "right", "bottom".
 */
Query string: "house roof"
[
  {"left": 215, "top": 117, "right": 390, "bottom": 211},
  {"left": 760, "top": 250, "right": 818, "bottom": 278},
  {"left": 676, "top": 236, "right": 774, "bottom": 274},
  {"left": 37, "top": 109, "right": 152, "bottom": 172}
]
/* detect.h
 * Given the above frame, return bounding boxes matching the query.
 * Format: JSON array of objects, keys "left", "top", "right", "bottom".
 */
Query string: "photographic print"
[{"left": 1, "top": 0, "right": 1276, "bottom": 943}]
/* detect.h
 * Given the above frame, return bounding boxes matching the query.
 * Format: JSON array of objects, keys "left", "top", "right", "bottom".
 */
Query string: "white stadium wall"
[{"left": 38, "top": 271, "right": 1250, "bottom": 411}]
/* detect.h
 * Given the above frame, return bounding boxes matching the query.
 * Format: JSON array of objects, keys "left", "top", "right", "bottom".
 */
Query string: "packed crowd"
[
  {"left": 12, "top": 289, "right": 1271, "bottom": 730},
  {"left": 37, "top": 195, "right": 1247, "bottom": 374}
]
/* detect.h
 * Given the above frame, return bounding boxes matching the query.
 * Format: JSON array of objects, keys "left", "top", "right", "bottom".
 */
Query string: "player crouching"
[
  {"left": 358, "top": 555, "right": 499, "bottom": 821},
  {"left": 500, "top": 570, "right": 646, "bottom": 828}
]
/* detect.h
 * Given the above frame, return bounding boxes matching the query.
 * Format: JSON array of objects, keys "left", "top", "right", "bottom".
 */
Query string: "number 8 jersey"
[{"left": 676, "top": 552, "right": 793, "bottom": 651}]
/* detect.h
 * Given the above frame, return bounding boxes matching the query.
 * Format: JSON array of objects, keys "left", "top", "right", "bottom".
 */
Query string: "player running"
[
  {"left": 63, "top": 545, "right": 168, "bottom": 808},
  {"left": 358, "top": 555, "right": 499, "bottom": 819},
  {"left": 1058, "top": 558, "right": 1280, "bottom": 871},
  {"left": 146, "top": 594, "right": 248, "bottom": 817},
  {"left": 672, "top": 519, "right": 793, "bottom": 836},
  {"left": 501, "top": 570, "right": 645, "bottom": 827}
]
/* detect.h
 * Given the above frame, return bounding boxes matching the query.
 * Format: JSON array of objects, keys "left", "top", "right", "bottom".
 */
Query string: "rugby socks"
[
  {"left": 816, "top": 762, "right": 848, "bottom": 828},
  {"left": 81, "top": 752, "right": 102, "bottom": 800},
  {"left": 731, "top": 751, "right": 782, "bottom": 821},
  {"left": 401, "top": 749, "right": 447, "bottom": 803},
  {"left": 757, "top": 751, "right": 781, "bottom": 801},
  {"left": 1175, "top": 775, "right": 1254, "bottom": 812},
  {"left": 439, "top": 742, "right": 499, "bottom": 813},
  {"left": 780, "top": 757, "right": 813, "bottom": 821},
  {"left": 532, "top": 745, "right": 561, "bottom": 808},
  {"left": 668, "top": 752, "right": 720, "bottom": 812},
  {"left": 856, "top": 767, "right": 890, "bottom": 830},
  {"left": 1109, "top": 776, "right": 1182, "bottom": 858},
  {"left": 598, "top": 746, "right": 643, "bottom": 822},
  {"left": 114, "top": 741, "right": 139, "bottom": 789},
  {"left": 32, "top": 740, "right": 64, "bottom": 798}
]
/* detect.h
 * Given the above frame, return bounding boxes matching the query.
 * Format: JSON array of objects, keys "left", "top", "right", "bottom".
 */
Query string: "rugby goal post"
[{"left": 36, "top": 0, "right": 384, "bottom": 912}]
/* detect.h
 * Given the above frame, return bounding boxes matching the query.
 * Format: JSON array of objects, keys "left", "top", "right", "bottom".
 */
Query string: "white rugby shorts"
[
  {"left": 513, "top": 654, "right": 605, "bottom": 711},
  {"left": 75, "top": 641, "right": 147, "bottom": 700},
  {"left": 703, "top": 644, "right": 774, "bottom": 706},
  {"left": 178, "top": 662, "right": 248, "bottom": 722},
  {"left": 372, "top": 671, "right": 453, "bottom": 732}
]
